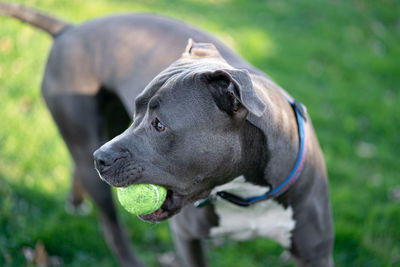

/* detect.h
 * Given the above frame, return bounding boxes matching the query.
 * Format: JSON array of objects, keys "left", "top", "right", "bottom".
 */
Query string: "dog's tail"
[{"left": 0, "top": 1, "right": 71, "bottom": 37}]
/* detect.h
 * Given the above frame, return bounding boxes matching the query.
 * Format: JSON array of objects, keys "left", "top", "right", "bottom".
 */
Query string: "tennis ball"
[{"left": 117, "top": 184, "right": 167, "bottom": 215}]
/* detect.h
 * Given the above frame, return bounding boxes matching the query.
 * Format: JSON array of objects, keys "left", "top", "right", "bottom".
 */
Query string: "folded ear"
[
  {"left": 204, "top": 68, "right": 266, "bottom": 118},
  {"left": 182, "top": 38, "right": 225, "bottom": 60}
]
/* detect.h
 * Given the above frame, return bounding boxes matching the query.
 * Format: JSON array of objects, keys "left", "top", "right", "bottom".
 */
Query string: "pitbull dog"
[
  {"left": 93, "top": 40, "right": 334, "bottom": 266},
  {"left": 1, "top": 2, "right": 334, "bottom": 266},
  {"left": 93, "top": 35, "right": 334, "bottom": 267}
]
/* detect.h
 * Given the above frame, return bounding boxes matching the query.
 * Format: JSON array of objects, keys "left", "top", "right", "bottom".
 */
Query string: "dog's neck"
[
  {"left": 239, "top": 121, "right": 268, "bottom": 185},
  {"left": 241, "top": 75, "right": 300, "bottom": 189}
]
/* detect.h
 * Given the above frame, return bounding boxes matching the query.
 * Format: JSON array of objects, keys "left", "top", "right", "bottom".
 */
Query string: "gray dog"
[{"left": 1, "top": 2, "right": 334, "bottom": 267}]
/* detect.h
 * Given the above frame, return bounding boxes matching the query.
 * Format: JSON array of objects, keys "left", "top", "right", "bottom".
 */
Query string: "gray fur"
[
  {"left": 1, "top": 2, "right": 333, "bottom": 265},
  {"left": 95, "top": 41, "right": 334, "bottom": 266}
]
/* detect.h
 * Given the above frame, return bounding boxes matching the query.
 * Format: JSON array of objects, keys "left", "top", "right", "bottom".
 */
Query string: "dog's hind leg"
[
  {"left": 42, "top": 90, "right": 143, "bottom": 267},
  {"left": 65, "top": 172, "right": 89, "bottom": 215}
]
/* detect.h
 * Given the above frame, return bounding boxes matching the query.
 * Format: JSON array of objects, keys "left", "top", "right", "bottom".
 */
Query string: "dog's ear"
[
  {"left": 182, "top": 38, "right": 224, "bottom": 60},
  {"left": 204, "top": 68, "right": 266, "bottom": 118}
]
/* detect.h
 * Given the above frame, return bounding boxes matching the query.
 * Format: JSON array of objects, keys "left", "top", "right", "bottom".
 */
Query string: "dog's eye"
[{"left": 152, "top": 118, "right": 166, "bottom": 132}]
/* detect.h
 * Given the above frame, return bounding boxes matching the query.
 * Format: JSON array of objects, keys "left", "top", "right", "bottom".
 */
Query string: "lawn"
[{"left": 0, "top": 0, "right": 399, "bottom": 266}]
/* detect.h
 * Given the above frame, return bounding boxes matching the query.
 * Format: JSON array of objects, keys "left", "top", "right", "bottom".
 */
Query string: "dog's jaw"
[{"left": 138, "top": 189, "right": 185, "bottom": 222}]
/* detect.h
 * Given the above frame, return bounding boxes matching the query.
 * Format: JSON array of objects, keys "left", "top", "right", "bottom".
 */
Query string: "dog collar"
[{"left": 196, "top": 95, "right": 307, "bottom": 208}]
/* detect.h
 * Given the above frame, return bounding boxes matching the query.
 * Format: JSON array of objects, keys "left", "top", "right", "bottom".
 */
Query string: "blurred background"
[{"left": 0, "top": 0, "right": 399, "bottom": 266}]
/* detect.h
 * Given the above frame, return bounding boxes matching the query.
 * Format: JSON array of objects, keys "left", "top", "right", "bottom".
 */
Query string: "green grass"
[{"left": 1, "top": 0, "right": 399, "bottom": 266}]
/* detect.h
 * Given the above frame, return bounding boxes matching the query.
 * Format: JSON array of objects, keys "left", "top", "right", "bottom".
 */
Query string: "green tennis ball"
[{"left": 117, "top": 184, "right": 167, "bottom": 215}]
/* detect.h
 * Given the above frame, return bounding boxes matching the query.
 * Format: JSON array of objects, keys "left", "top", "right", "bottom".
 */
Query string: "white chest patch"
[{"left": 209, "top": 176, "right": 296, "bottom": 248}]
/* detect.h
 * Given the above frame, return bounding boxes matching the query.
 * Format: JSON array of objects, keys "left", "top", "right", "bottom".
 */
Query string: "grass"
[{"left": 1, "top": 0, "right": 399, "bottom": 266}]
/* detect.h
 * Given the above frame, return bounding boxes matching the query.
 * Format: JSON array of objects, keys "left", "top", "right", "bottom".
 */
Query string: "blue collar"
[{"left": 196, "top": 96, "right": 307, "bottom": 208}]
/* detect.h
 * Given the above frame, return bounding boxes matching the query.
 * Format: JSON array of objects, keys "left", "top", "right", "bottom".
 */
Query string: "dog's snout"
[{"left": 93, "top": 149, "right": 118, "bottom": 173}]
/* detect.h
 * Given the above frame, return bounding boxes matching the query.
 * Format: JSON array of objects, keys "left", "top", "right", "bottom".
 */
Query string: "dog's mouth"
[
  {"left": 138, "top": 189, "right": 184, "bottom": 223},
  {"left": 94, "top": 161, "right": 197, "bottom": 222},
  {"left": 96, "top": 169, "right": 188, "bottom": 222}
]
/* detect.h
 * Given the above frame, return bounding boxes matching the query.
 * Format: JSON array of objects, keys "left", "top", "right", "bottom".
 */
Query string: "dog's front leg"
[
  {"left": 289, "top": 175, "right": 334, "bottom": 267},
  {"left": 169, "top": 206, "right": 217, "bottom": 267},
  {"left": 171, "top": 231, "right": 207, "bottom": 267}
]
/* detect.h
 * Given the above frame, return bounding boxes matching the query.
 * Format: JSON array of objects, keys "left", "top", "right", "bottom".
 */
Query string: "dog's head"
[{"left": 93, "top": 40, "right": 266, "bottom": 222}]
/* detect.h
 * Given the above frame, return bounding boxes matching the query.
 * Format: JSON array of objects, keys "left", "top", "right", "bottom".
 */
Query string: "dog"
[
  {"left": 93, "top": 39, "right": 334, "bottom": 266},
  {"left": 1, "top": 2, "right": 334, "bottom": 266}
]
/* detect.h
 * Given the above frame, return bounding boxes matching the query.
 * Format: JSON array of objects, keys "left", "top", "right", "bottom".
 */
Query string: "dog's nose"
[{"left": 93, "top": 149, "right": 117, "bottom": 173}]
